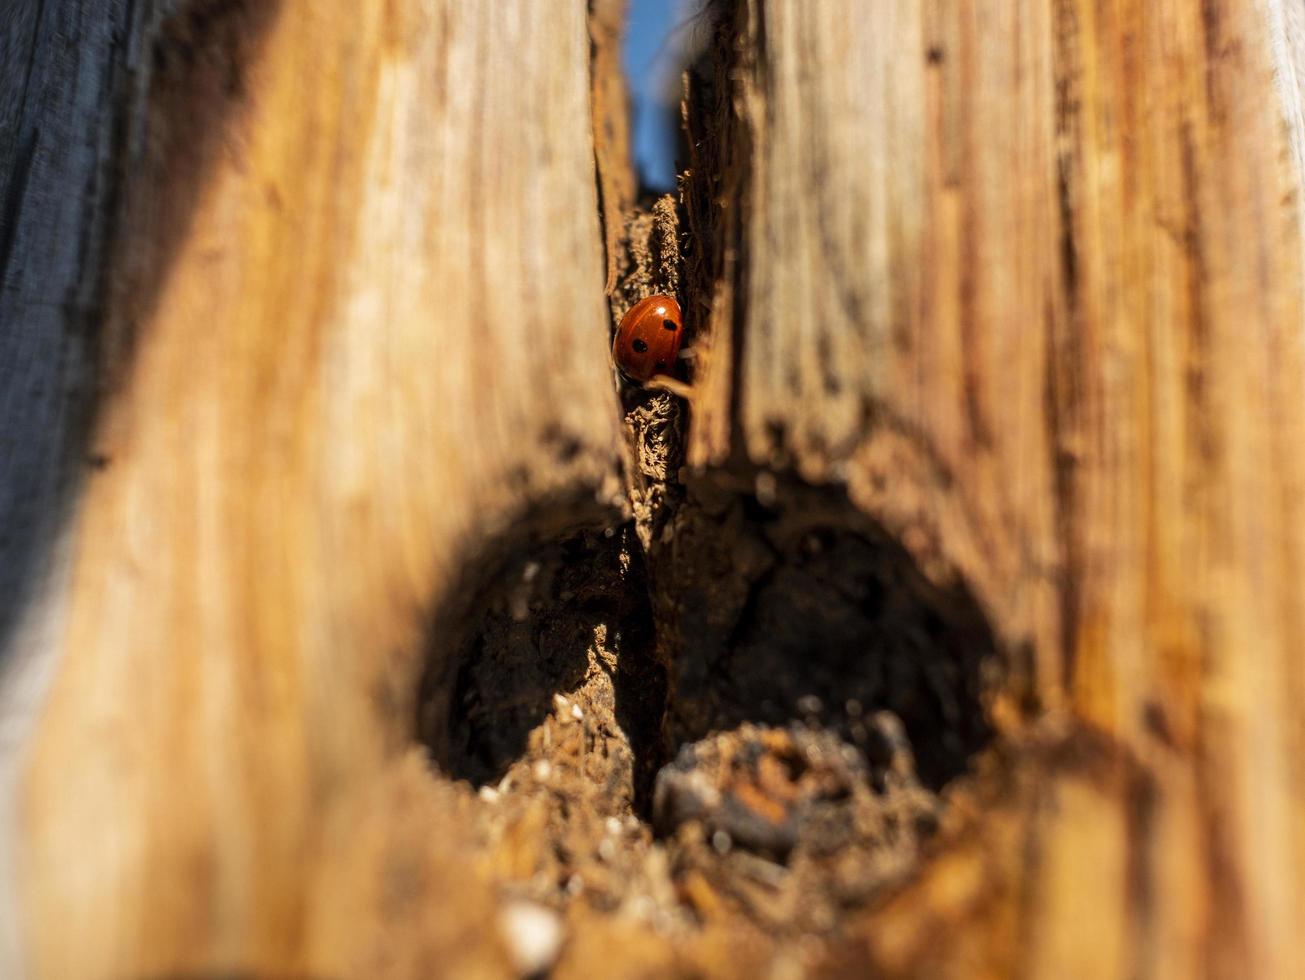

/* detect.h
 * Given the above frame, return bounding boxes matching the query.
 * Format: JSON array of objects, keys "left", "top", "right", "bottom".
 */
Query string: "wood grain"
[
  {"left": 0, "top": 2, "right": 141, "bottom": 975},
  {"left": 687, "top": 0, "right": 1305, "bottom": 975},
  {"left": 7, "top": 0, "right": 1305, "bottom": 976},
  {"left": 8, "top": 2, "right": 624, "bottom": 976}
]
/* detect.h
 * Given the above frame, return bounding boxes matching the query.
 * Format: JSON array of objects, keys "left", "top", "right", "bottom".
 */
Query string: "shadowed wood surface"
[
  {"left": 0, "top": 0, "right": 124, "bottom": 642},
  {"left": 685, "top": 1, "right": 1305, "bottom": 976},
  {"left": 0, "top": 2, "right": 142, "bottom": 974}
]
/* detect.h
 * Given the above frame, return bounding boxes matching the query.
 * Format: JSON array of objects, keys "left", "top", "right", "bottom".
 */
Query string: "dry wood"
[
  {"left": 684, "top": 1, "right": 1305, "bottom": 976},
  {"left": 5, "top": 2, "right": 623, "bottom": 976},
  {"left": 0, "top": 1, "right": 141, "bottom": 973},
  {"left": 4, "top": 0, "right": 1305, "bottom": 977}
]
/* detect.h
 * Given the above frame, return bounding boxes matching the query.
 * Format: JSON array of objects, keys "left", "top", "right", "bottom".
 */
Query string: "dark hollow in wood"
[
  {"left": 416, "top": 524, "right": 666, "bottom": 807},
  {"left": 661, "top": 479, "right": 1000, "bottom": 793}
]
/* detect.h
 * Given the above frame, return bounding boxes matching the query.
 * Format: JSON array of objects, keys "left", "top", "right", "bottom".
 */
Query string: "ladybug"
[{"left": 613, "top": 294, "right": 683, "bottom": 384}]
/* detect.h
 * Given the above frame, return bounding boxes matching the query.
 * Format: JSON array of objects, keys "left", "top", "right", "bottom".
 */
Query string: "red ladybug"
[{"left": 613, "top": 294, "right": 683, "bottom": 383}]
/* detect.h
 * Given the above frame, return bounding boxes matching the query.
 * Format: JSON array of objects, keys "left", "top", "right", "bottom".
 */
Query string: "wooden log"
[
  {"left": 683, "top": 0, "right": 1305, "bottom": 976},
  {"left": 4, "top": 2, "right": 624, "bottom": 976},
  {"left": 5, "top": 0, "right": 1305, "bottom": 976}
]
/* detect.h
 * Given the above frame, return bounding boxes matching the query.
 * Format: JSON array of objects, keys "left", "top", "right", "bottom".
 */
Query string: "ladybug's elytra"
[{"left": 613, "top": 294, "right": 683, "bottom": 384}]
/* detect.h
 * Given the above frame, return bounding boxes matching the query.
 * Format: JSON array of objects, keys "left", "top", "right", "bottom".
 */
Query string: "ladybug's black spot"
[
  {"left": 632, "top": 338, "right": 649, "bottom": 353},
  {"left": 655, "top": 361, "right": 667, "bottom": 371},
  {"left": 663, "top": 319, "right": 679, "bottom": 331}
]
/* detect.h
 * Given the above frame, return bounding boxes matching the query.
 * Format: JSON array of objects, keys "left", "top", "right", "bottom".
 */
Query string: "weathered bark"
[{"left": 4, "top": 0, "right": 1305, "bottom": 978}]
